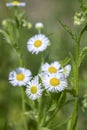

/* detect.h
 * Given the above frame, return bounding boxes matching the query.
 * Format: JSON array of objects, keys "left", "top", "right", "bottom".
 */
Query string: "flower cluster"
[
  {"left": 74, "top": 12, "right": 85, "bottom": 25},
  {"left": 6, "top": 1, "right": 71, "bottom": 100},
  {"left": 40, "top": 62, "right": 71, "bottom": 92},
  {"left": 8, "top": 62, "right": 71, "bottom": 100}
]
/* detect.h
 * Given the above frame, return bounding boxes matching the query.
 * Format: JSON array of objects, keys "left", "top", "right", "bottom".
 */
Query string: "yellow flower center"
[
  {"left": 30, "top": 86, "right": 37, "bottom": 94},
  {"left": 12, "top": 1, "right": 20, "bottom": 5},
  {"left": 34, "top": 40, "right": 42, "bottom": 48},
  {"left": 16, "top": 73, "right": 25, "bottom": 81},
  {"left": 48, "top": 66, "right": 57, "bottom": 73},
  {"left": 50, "top": 78, "right": 60, "bottom": 87}
]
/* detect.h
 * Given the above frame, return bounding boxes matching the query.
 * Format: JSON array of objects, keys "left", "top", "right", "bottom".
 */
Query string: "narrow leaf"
[
  {"left": 57, "top": 18, "right": 78, "bottom": 43},
  {"left": 41, "top": 127, "right": 50, "bottom": 130},
  {"left": 79, "top": 46, "right": 87, "bottom": 66},
  {"left": 60, "top": 57, "right": 71, "bottom": 67},
  {"left": 0, "top": 29, "right": 11, "bottom": 45}
]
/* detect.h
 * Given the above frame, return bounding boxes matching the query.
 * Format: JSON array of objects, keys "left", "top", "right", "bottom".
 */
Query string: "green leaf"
[
  {"left": 48, "top": 102, "right": 56, "bottom": 112},
  {"left": 58, "top": 92, "right": 66, "bottom": 110},
  {"left": 79, "top": 47, "right": 87, "bottom": 66},
  {"left": 60, "top": 57, "right": 71, "bottom": 67},
  {"left": 52, "top": 116, "right": 71, "bottom": 130},
  {"left": 24, "top": 111, "right": 37, "bottom": 121},
  {"left": 41, "top": 127, "right": 51, "bottom": 130},
  {"left": 57, "top": 18, "right": 78, "bottom": 43},
  {"left": 17, "top": 11, "right": 25, "bottom": 20},
  {"left": 44, "top": 92, "right": 66, "bottom": 127},
  {"left": 64, "top": 89, "right": 76, "bottom": 97},
  {"left": 69, "top": 53, "right": 76, "bottom": 90},
  {"left": 0, "top": 29, "right": 12, "bottom": 45},
  {"left": 79, "top": 0, "right": 87, "bottom": 12},
  {"left": 15, "top": 12, "right": 25, "bottom": 28}
]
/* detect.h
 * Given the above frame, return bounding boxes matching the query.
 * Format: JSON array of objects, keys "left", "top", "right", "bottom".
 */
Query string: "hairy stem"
[
  {"left": 19, "top": 52, "right": 28, "bottom": 130},
  {"left": 21, "top": 87, "right": 28, "bottom": 130},
  {"left": 69, "top": 35, "right": 81, "bottom": 130}
]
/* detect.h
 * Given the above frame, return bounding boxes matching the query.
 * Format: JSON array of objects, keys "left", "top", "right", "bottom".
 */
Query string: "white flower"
[
  {"left": 42, "top": 73, "right": 67, "bottom": 92},
  {"left": 41, "top": 61, "right": 61, "bottom": 74},
  {"left": 62, "top": 64, "right": 71, "bottom": 78},
  {"left": 6, "top": 1, "right": 26, "bottom": 7},
  {"left": 9, "top": 67, "right": 32, "bottom": 87},
  {"left": 27, "top": 34, "right": 50, "bottom": 54},
  {"left": 35, "top": 22, "right": 44, "bottom": 29},
  {"left": 25, "top": 76, "right": 43, "bottom": 100}
]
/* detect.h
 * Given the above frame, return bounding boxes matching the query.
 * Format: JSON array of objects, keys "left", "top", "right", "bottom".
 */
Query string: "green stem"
[
  {"left": 21, "top": 87, "right": 28, "bottom": 130},
  {"left": 69, "top": 35, "right": 81, "bottom": 130},
  {"left": 37, "top": 98, "right": 42, "bottom": 130},
  {"left": 19, "top": 53, "right": 28, "bottom": 130}
]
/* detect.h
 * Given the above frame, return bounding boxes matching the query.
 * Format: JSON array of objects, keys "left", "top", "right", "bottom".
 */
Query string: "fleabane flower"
[
  {"left": 27, "top": 34, "right": 50, "bottom": 54},
  {"left": 6, "top": 1, "right": 26, "bottom": 7},
  {"left": 42, "top": 73, "right": 67, "bottom": 92},
  {"left": 61, "top": 64, "right": 71, "bottom": 78},
  {"left": 25, "top": 76, "right": 43, "bottom": 100},
  {"left": 41, "top": 61, "right": 61, "bottom": 74},
  {"left": 9, "top": 67, "right": 32, "bottom": 87}
]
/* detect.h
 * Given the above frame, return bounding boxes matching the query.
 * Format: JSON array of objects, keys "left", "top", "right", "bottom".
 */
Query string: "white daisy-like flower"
[
  {"left": 41, "top": 61, "right": 61, "bottom": 74},
  {"left": 35, "top": 22, "right": 44, "bottom": 29},
  {"left": 42, "top": 73, "right": 67, "bottom": 92},
  {"left": 6, "top": 1, "right": 26, "bottom": 7},
  {"left": 25, "top": 76, "right": 43, "bottom": 100},
  {"left": 27, "top": 34, "right": 50, "bottom": 54},
  {"left": 61, "top": 64, "right": 71, "bottom": 78},
  {"left": 9, "top": 67, "right": 32, "bottom": 87}
]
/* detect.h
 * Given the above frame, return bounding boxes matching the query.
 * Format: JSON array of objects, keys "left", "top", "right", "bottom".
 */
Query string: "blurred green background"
[{"left": 0, "top": 0, "right": 87, "bottom": 130}]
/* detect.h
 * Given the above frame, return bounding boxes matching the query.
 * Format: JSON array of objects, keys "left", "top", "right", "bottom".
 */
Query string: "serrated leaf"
[
  {"left": 0, "top": 29, "right": 12, "bottom": 45},
  {"left": 57, "top": 18, "right": 78, "bottom": 43},
  {"left": 79, "top": 47, "right": 87, "bottom": 66}
]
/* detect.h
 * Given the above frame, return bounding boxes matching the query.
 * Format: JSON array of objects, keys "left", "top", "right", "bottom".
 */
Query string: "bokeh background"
[{"left": 0, "top": 0, "right": 87, "bottom": 130}]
